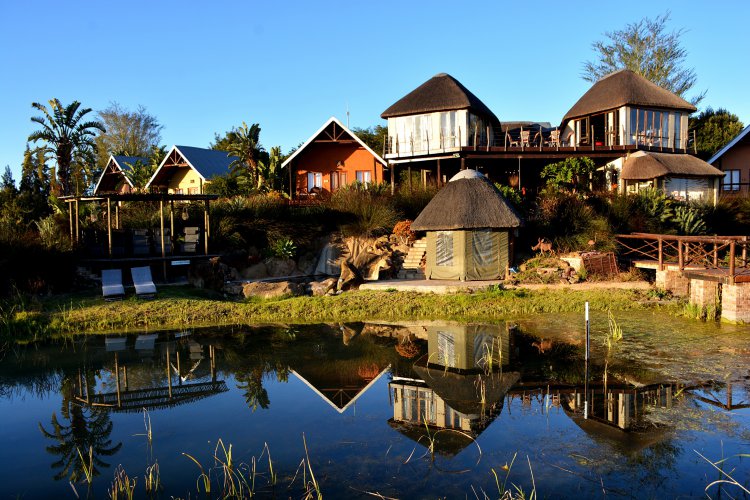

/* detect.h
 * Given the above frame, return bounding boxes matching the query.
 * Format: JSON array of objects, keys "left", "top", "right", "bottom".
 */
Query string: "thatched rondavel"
[{"left": 411, "top": 170, "right": 523, "bottom": 280}]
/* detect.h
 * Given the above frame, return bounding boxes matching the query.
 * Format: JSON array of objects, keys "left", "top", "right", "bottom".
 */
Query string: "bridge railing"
[{"left": 615, "top": 233, "right": 749, "bottom": 283}]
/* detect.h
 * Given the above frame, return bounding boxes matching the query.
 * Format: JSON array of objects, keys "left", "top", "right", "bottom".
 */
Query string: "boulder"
[
  {"left": 190, "top": 258, "right": 239, "bottom": 291},
  {"left": 297, "top": 251, "right": 318, "bottom": 275},
  {"left": 241, "top": 262, "right": 269, "bottom": 280},
  {"left": 265, "top": 257, "right": 297, "bottom": 277},
  {"left": 310, "top": 278, "right": 337, "bottom": 296},
  {"left": 242, "top": 281, "right": 304, "bottom": 299},
  {"left": 338, "top": 261, "right": 365, "bottom": 291}
]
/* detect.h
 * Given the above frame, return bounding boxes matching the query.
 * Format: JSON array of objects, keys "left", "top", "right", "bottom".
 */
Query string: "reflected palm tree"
[
  {"left": 38, "top": 374, "right": 122, "bottom": 482},
  {"left": 236, "top": 366, "right": 270, "bottom": 412}
]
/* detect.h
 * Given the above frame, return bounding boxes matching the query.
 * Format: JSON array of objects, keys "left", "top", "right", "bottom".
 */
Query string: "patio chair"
[
  {"left": 101, "top": 269, "right": 125, "bottom": 300},
  {"left": 520, "top": 129, "right": 531, "bottom": 147},
  {"left": 546, "top": 129, "right": 560, "bottom": 147},
  {"left": 131, "top": 266, "right": 157, "bottom": 298}
]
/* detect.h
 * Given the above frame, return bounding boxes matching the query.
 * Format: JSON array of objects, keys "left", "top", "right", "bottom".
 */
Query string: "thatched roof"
[
  {"left": 620, "top": 151, "right": 724, "bottom": 180},
  {"left": 381, "top": 73, "right": 499, "bottom": 123},
  {"left": 411, "top": 170, "right": 523, "bottom": 231},
  {"left": 563, "top": 69, "right": 696, "bottom": 123}
]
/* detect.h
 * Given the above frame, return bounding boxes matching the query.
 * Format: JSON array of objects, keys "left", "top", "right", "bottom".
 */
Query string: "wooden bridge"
[{"left": 616, "top": 233, "right": 750, "bottom": 284}]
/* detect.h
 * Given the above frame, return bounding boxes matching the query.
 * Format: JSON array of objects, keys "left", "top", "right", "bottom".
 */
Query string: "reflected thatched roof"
[
  {"left": 563, "top": 69, "right": 696, "bottom": 123},
  {"left": 620, "top": 151, "right": 724, "bottom": 180},
  {"left": 387, "top": 419, "right": 477, "bottom": 457},
  {"left": 381, "top": 73, "right": 499, "bottom": 123},
  {"left": 411, "top": 170, "right": 523, "bottom": 231},
  {"left": 412, "top": 363, "right": 519, "bottom": 415}
]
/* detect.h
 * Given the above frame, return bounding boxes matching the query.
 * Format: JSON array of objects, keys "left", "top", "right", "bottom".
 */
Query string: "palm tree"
[
  {"left": 28, "top": 99, "right": 105, "bottom": 195},
  {"left": 226, "top": 122, "right": 263, "bottom": 185}
]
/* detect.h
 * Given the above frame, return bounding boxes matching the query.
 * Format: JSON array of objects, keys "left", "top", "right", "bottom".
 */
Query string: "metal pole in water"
[{"left": 584, "top": 302, "right": 590, "bottom": 419}]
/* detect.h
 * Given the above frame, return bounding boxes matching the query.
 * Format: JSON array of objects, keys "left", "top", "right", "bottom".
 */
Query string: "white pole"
[{"left": 584, "top": 301, "right": 590, "bottom": 419}]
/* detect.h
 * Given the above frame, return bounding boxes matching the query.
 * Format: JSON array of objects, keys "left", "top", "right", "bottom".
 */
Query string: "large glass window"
[
  {"left": 723, "top": 170, "right": 741, "bottom": 191},
  {"left": 441, "top": 111, "right": 457, "bottom": 148},
  {"left": 435, "top": 231, "right": 454, "bottom": 267}
]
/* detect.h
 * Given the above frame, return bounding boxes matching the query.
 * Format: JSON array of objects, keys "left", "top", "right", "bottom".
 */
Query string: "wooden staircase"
[{"left": 398, "top": 237, "right": 427, "bottom": 279}]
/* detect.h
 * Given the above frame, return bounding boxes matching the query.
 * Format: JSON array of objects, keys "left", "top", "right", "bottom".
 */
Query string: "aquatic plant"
[{"left": 109, "top": 465, "right": 136, "bottom": 500}]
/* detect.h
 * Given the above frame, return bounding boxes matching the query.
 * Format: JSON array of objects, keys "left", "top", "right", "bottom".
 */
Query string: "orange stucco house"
[
  {"left": 282, "top": 116, "right": 387, "bottom": 197},
  {"left": 709, "top": 124, "right": 750, "bottom": 196}
]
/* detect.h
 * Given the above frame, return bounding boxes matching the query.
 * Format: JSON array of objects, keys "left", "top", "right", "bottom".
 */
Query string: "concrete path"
[{"left": 360, "top": 279, "right": 651, "bottom": 294}]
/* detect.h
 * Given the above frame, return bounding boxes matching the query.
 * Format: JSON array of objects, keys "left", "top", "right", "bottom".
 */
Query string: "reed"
[
  {"left": 109, "top": 465, "right": 137, "bottom": 500},
  {"left": 144, "top": 461, "right": 160, "bottom": 495},
  {"left": 76, "top": 446, "right": 94, "bottom": 485}
]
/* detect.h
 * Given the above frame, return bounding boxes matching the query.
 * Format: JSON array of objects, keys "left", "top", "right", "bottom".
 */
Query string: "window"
[
  {"left": 723, "top": 170, "right": 741, "bottom": 191},
  {"left": 441, "top": 111, "right": 457, "bottom": 148},
  {"left": 307, "top": 172, "right": 322, "bottom": 189},
  {"left": 356, "top": 170, "right": 371, "bottom": 185},
  {"left": 435, "top": 231, "right": 454, "bottom": 267}
]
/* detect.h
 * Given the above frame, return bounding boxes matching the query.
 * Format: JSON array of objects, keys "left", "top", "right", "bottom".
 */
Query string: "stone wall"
[
  {"left": 655, "top": 270, "right": 690, "bottom": 296},
  {"left": 689, "top": 279, "right": 719, "bottom": 309},
  {"left": 721, "top": 283, "right": 750, "bottom": 323}
]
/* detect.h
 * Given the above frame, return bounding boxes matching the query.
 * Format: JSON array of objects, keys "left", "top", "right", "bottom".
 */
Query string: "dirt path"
[{"left": 512, "top": 280, "right": 652, "bottom": 291}]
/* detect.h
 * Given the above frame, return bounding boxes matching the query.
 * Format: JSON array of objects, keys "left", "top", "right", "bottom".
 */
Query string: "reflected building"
[
  {"left": 75, "top": 333, "right": 228, "bottom": 412},
  {"left": 389, "top": 324, "right": 520, "bottom": 455}
]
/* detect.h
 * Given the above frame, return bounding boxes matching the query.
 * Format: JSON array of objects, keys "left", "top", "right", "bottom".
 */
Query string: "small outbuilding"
[
  {"left": 93, "top": 155, "right": 150, "bottom": 195},
  {"left": 411, "top": 169, "right": 523, "bottom": 280}
]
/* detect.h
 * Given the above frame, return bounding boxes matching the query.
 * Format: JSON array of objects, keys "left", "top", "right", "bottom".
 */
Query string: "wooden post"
[
  {"left": 460, "top": 157, "right": 466, "bottom": 171},
  {"left": 591, "top": 125, "right": 595, "bottom": 151},
  {"left": 169, "top": 200, "right": 175, "bottom": 255},
  {"left": 729, "top": 240, "right": 736, "bottom": 284},
  {"left": 390, "top": 163, "right": 395, "bottom": 195},
  {"left": 742, "top": 236, "right": 748, "bottom": 267},
  {"left": 203, "top": 200, "right": 209, "bottom": 255},
  {"left": 678, "top": 240, "right": 684, "bottom": 270},
  {"left": 437, "top": 159, "right": 442, "bottom": 187},
  {"left": 486, "top": 125, "right": 490, "bottom": 151},
  {"left": 684, "top": 242, "right": 689, "bottom": 266},
  {"left": 176, "top": 350, "right": 182, "bottom": 386},
  {"left": 159, "top": 199, "right": 166, "bottom": 259},
  {"left": 473, "top": 123, "right": 477, "bottom": 151},
  {"left": 210, "top": 345, "right": 216, "bottom": 383},
  {"left": 408, "top": 166, "right": 412, "bottom": 192},
  {"left": 68, "top": 201, "right": 74, "bottom": 243},
  {"left": 74, "top": 199, "right": 80, "bottom": 244},
  {"left": 713, "top": 242, "right": 718, "bottom": 267},
  {"left": 635, "top": 110, "right": 639, "bottom": 146},
  {"left": 123, "top": 365, "right": 128, "bottom": 390},
  {"left": 115, "top": 204, "right": 120, "bottom": 229},
  {"left": 288, "top": 159, "right": 294, "bottom": 198},
  {"left": 539, "top": 125, "right": 542, "bottom": 150},
  {"left": 658, "top": 237, "right": 664, "bottom": 271},
  {"left": 107, "top": 197, "right": 112, "bottom": 257}
]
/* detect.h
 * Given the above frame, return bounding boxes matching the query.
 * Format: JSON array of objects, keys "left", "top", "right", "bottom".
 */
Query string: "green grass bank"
[{"left": 2, "top": 285, "right": 678, "bottom": 339}]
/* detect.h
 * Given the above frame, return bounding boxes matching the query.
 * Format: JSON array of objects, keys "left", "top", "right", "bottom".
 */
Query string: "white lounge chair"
[
  {"left": 131, "top": 266, "right": 157, "bottom": 298},
  {"left": 101, "top": 269, "right": 125, "bottom": 300}
]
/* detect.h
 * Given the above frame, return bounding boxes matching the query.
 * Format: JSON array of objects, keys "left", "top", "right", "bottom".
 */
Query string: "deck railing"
[{"left": 615, "top": 233, "right": 749, "bottom": 284}]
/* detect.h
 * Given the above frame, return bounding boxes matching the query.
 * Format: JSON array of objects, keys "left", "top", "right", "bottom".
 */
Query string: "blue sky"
[{"left": 1, "top": 1, "right": 748, "bottom": 180}]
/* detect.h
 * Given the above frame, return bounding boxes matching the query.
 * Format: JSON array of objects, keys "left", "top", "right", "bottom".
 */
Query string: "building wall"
[
  {"left": 713, "top": 142, "right": 750, "bottom": 196},
  {"left": 167, "top": 167, "right": 205, "bottom": 194},
  {"left": 294, "top": 141, "right": 383, "bottom": 194}
]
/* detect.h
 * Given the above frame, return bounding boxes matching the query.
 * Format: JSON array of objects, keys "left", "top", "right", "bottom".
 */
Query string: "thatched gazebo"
[{"left": 411, "top": 170, "right": 523, "bottom": 280}]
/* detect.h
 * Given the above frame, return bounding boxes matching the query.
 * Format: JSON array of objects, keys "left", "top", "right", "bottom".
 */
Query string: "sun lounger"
[
  {"left": 101, "top": 269, "right": 125, "bottom": 300},
  {"left": 131, "top": 266, "right": 157, "bottom": 298}
]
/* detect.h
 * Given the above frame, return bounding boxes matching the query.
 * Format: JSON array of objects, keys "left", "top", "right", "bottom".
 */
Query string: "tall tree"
[
  {"left": 18, "top": 146, "right": 51, "bottom": 222},
  {"left": 689, "top": 107, "right": 744, "bottom": 160},
  {"left": 352, "top": 125, "right": 388, "bottom": 158},
  {"left": 583, "top": 12, "right": 704, "bottom": 105},
  {"left": 95, "top": 103, "right": 163, "bottom": 170},
  {"left": 28, "top": 99, "right": 105, "bottom": 195}
]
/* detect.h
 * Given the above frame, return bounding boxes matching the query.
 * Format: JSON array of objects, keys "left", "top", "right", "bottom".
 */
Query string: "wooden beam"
[{"left": 107, "top": 197, "right": 112, "bottom": 258}]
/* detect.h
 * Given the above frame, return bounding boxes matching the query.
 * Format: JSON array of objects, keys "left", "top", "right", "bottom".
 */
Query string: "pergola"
[{"left": 61, "top": 192, "right": 219, "bottom": 259}]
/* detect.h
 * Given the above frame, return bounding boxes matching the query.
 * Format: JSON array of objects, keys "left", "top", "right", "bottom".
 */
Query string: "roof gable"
[
  {"left": 381, "top": 73, "right": 499, "bottom": 123},
  {"left": 281, "top": 116, "right": 387, "bottom": 168},
  {"left": 145, "top": 145, "right": 238, "bottom": 189},
  {"left": 708, "top": 124, "right": 750, "bottom": 165},
  {"left": 563, "top": 69, "right": 696, "bottom": 123},
  {"left": 93, "top": 154, "right": 149, "bottom": 194}
]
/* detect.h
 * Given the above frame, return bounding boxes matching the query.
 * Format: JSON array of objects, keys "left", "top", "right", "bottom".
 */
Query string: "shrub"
[
  {"left": 269, "top": 237, "right": 296, "bottom": 259},
  {"left": 392, "top": 220, "right": 415, "bottom": 244},
  {"left": 329, "top": 186, "right": 399, "bottom": 237}
]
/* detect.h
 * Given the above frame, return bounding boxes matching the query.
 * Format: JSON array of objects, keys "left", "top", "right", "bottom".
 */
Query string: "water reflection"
[{"left": 0, "top": 321, "right": 747, "bottom": 497}]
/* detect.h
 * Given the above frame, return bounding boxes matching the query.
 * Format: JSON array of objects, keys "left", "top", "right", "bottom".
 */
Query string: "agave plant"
[{"left": 673, "top": 205, "right": 707, "bottom": 235}]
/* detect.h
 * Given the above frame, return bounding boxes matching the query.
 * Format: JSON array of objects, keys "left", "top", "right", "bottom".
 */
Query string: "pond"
[{"left": 0, "top": 314, "right": 749, "bottom": 498}]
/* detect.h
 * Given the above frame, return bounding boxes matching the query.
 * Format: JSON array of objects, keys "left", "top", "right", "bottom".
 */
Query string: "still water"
[{"left": 1, "top": 315, "right": 749, "bottom": 498}]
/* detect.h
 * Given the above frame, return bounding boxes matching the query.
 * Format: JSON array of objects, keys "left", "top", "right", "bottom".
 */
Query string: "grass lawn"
[{"left": 1, "top": 284, "right": 678, "bottom": 339}]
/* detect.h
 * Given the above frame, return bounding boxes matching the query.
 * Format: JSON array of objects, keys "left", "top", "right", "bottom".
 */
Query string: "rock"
[
  {"left": 338, "top": 261, "right": 365, "bottom": 291},
  {"left": 223, "top": 283, "right": 244, "bottom": 296},
  {"left": 190, "top": 258, "right": 239, "bottom": 291},
  {"left": 265, "top": 257, "right": 297, "bottom": 277},
  {"left": 297, "top": 251, "right": 318, "bottom": 275},
  {"left": 310, "top": 278, "right": 337, "bottom": 296},
  {"left": 241, "top": 262, "right": 268, "bottom": 280},
  {"left": 242, "top": 281, "right": 304, "bottom": 299}
]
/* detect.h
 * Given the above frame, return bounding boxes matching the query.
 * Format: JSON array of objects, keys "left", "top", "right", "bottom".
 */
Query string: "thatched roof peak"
[
  {"left": 563, "top": 69, "right": 696, "bottom": 123},
  {"left": 411, "top": 170, "right": 523, "bottom": 231},
  {"left": 381, "top": 73, "right": 499, "bottom": 123}
]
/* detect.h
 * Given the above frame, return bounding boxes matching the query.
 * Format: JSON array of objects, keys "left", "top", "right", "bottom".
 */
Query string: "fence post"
[
  {"left": 743, "top": 236, "right": 748, "bottom": 267},
  {"left": 658, "top": 237, "right": 664, "bottom": 271},
  {"left": 678, "top": 240, "right": 684, "bottom": 270},
  {"left": 729, "top": 240, "right": 736, "bottom": 284}
]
